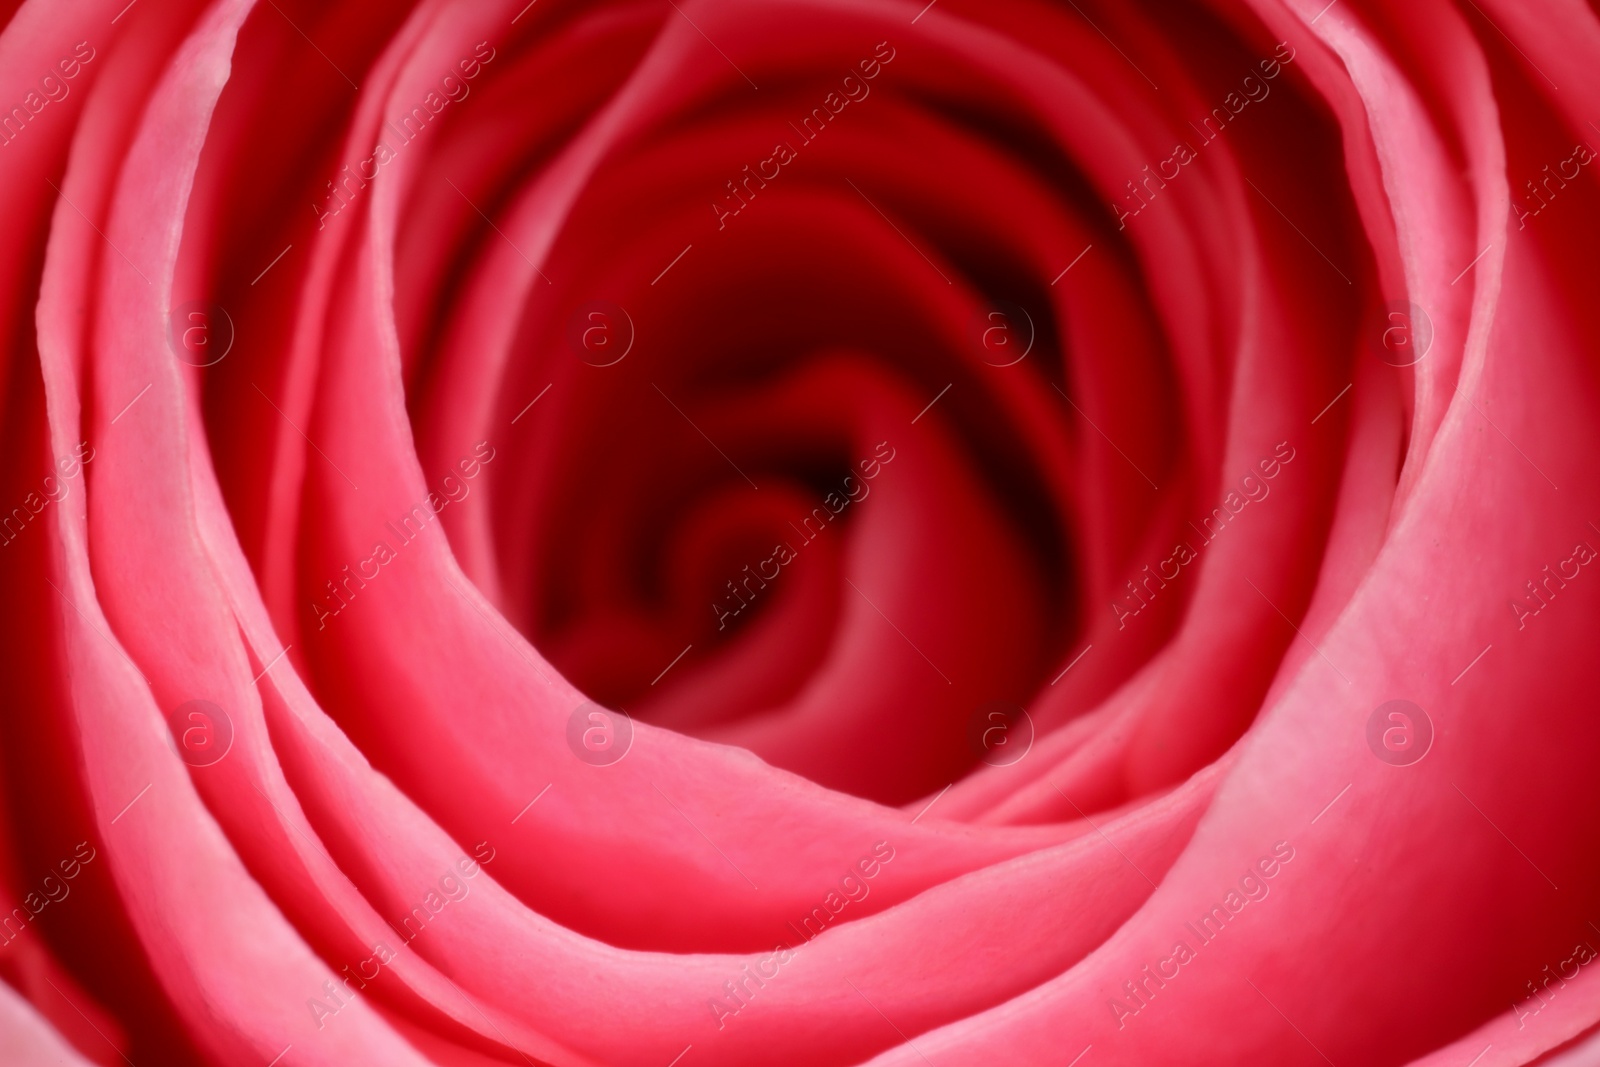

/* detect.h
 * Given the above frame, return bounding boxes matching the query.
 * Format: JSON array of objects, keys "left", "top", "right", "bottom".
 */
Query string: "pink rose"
[{"left": 0, "top": 0, "right": 1597, "bottom": 1064}]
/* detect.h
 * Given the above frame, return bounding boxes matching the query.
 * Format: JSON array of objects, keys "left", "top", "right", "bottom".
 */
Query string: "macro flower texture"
[{"left": 0, "top": 0, "right": 1598, "bottom": 1062}]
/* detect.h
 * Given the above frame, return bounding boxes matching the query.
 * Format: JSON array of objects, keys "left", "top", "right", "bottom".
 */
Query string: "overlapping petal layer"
[{"left": 0, "top": 0, "right": 1596, "bottom": 1064}]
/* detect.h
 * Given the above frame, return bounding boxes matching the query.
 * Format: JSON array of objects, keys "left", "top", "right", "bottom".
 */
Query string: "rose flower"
[{"left": 0, "top": 0, "right": 1597, "bottom": 1064}]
